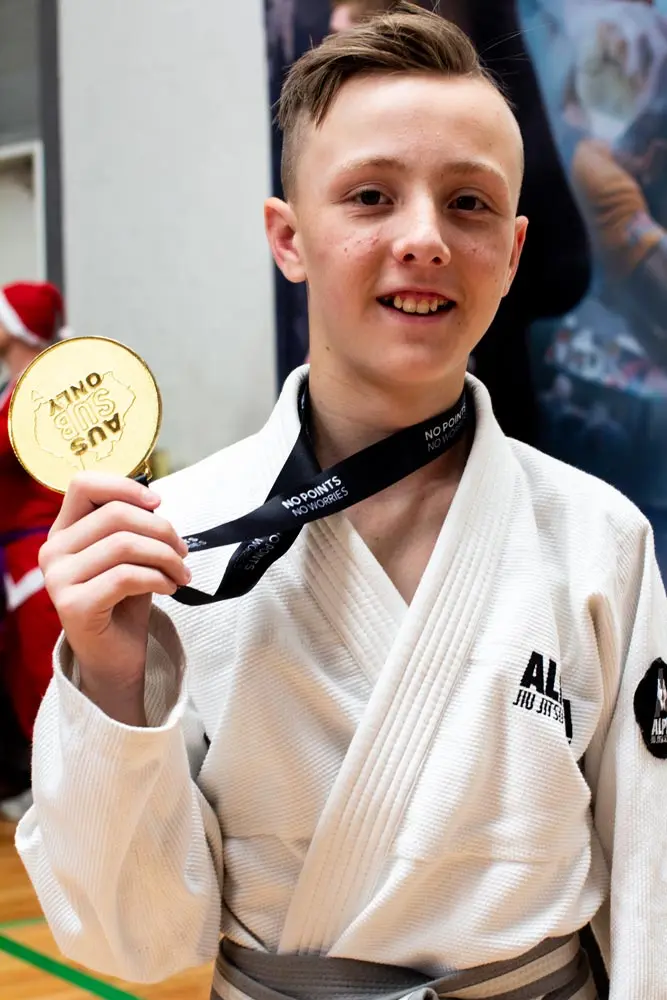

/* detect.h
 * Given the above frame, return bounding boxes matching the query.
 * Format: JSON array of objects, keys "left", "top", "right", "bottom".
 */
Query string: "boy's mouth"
[{"left": 378, "top": 294, "right": 455, "bottom": 316}]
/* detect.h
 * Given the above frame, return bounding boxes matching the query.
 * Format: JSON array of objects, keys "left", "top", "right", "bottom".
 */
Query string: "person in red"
[{"left": 0, "top": 281, "right": 66, "bottom": 820}]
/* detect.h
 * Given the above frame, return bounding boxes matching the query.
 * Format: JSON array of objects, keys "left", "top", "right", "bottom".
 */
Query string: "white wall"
[{"left": 58, "top": 0, "right": 276, "bottom": 470}]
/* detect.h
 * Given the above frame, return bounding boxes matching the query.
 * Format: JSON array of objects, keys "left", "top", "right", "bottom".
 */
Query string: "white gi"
[{"left": 15, "top": 369, "right": 667, "bottom": 999}]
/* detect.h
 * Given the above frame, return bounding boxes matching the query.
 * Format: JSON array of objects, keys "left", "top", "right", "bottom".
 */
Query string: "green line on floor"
[
  {"left": 0, "top": 916, "right": 45, "bottom": 930},
  {"left": 0, "top": 932, "right": 141, "bottom": 999}
]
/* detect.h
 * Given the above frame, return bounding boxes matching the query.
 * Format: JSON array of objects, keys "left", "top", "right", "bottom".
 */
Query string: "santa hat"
[{"left": 0, "top": 281, "right": 70, "bottom": 347}]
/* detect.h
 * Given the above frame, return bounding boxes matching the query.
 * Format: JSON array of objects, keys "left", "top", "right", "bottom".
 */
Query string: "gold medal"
[{"left": 8, "top": 337, "right": 162, "bottom": 494}]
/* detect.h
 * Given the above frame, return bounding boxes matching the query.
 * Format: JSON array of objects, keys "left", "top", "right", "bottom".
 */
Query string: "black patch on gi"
[{"left": 634, "top": 658, "right": 667, "bottom": 759}]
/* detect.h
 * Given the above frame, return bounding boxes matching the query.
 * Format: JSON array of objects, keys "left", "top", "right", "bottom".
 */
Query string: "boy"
[{"left": 16, "top": 6, "right": 666, "bottom": 998}]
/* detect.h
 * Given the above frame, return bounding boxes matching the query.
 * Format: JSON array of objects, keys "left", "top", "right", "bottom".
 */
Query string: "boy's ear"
[
  {"left": 265, "top": 198, "right": 306, "bottom": 283},
  {"left": 502, "top": 215, "right": 529, "bottom": 297}
]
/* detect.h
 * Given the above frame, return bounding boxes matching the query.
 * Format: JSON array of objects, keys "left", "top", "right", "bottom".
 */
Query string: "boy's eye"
[
  {"left": 450, "top": 194, "right": 487, "bottom": 212},
  {"left": 354, "top": 189, "right": 389, "bottom": 207}
]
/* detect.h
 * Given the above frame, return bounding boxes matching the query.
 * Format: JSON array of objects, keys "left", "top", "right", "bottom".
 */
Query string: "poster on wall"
[
  {"left": 263, "top": 0, "right": 667, "bottom": 577},
  {"left": 263, "top": 0, "right": 330, "bottom": 385},
  {"left": 518, "top": 0, "right": 667, "bottom": 569}
]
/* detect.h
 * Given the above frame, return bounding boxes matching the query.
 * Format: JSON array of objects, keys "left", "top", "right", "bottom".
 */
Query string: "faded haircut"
[{"left": 278, "top": 1, "right": 512, "bottom": 199}]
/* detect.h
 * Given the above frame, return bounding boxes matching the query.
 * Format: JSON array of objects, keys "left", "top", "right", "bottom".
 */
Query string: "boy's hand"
[{"left": 39, "top": 474, "right": 191, "bottom": 724}]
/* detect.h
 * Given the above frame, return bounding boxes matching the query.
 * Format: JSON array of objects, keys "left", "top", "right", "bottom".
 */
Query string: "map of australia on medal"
[
  {"left": 32, "top": 371, "right": 137, "bottom": 473},
  {"left": 9, "top": 337, "right": 162, "bottom": 493}
]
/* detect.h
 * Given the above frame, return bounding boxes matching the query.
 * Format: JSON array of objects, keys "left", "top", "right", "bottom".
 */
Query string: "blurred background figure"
[
  {"left": 330, "top": 0, "right": 424, "bottom": 32},
  {"left": 330, "top": 0, "right": 361, "bottom": 31},
  {"left": 0, "top": 281, "right": 66, "bottom": 821}
]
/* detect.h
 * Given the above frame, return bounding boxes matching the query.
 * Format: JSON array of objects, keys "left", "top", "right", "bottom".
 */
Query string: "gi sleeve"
[
  {"left": 14, "top": 605, "right": 223, "bottom": 984},
  {"left": 585, "top": 519, "right": 667, "bottom": 1000}
]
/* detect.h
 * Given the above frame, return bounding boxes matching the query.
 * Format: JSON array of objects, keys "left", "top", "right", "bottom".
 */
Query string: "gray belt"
[{"left": 211, "top": 934, "right": 597, "bottom": 1000}]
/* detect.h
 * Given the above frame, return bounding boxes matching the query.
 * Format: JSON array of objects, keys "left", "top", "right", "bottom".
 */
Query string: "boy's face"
[{"left": 266, "top": 73, "right": 528, "bottom": 392}]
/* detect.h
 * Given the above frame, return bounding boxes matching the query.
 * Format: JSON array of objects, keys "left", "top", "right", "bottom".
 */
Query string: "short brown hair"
[{"left": 278, "top": 1, "right": 503, "bottom": 198}]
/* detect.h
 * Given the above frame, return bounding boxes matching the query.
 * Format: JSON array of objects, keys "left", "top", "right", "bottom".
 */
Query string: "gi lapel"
[
  {"left": 300, "top": 513, "right": 408, "bottom": 687},
  {"left": 278, "top": 379, "right": 518, "bottom": 955}
]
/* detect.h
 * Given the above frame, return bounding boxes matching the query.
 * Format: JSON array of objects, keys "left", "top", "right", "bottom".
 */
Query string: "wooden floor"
[{"left": 0, "top": 817, "right": 214, "bottom": 999}]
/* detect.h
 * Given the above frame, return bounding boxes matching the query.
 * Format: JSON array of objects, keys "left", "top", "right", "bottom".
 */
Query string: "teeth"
[{"left": 385, "top": 295, "right": 450, "bottom": 314}]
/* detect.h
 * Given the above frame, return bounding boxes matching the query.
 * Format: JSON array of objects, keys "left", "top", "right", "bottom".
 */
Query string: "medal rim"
[{"left": 8, "top": 335, "right": 163, "bottom": 494}]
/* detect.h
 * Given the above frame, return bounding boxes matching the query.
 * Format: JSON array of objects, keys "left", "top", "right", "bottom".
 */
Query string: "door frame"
[{"left": 0, "top": 139, "right": 46, "bottom": 280}]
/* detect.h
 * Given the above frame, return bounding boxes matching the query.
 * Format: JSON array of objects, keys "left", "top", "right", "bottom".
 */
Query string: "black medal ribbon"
[{"left": 171, "top": 381, "right": 472, "bottom": 606}]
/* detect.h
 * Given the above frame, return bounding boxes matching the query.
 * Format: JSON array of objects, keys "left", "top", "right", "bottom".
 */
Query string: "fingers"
[
  {"left": 58, "top": 567, "right": 182, "bottom": 625},
  {"left": 44, "top": 532, "right": 192, "bottom": 594},
  {"left": 41, "top": 473, "right": 193, "bottom": 623},
  {"left": 43, "top": 501, "right": 188, "bottom": 564},
  {"left": 51, "top": 473, "right": 160, "bottom": 534}
]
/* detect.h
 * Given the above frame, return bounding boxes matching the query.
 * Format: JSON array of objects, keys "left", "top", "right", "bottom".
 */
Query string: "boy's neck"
[{"left": 307, "top": 363, "right": 469, "bottom": 473}]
